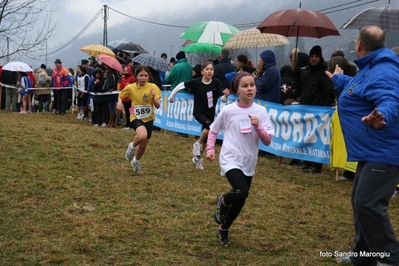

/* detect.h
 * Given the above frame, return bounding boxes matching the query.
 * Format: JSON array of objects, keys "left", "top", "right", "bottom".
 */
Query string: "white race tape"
[{"left": 0, "top": 83, "right": 121, "bottom": 95}]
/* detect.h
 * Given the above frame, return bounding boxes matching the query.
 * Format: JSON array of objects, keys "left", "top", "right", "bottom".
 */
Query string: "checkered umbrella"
[
  {"left": 224, "top": 28, "right": 290, "bottom": 49},
  {"left": 132, "top": 54, "right": 170, "bottom": 72},
  {"left": 341, "top": 4, "right": 399, "bottom": 33},
  {"left": 224, "top": 28, "right": 290, "bottom": 65}
]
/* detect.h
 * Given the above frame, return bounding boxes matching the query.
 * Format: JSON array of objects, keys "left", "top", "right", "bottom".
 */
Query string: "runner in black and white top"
[
  {"left": 206, "top": 71, "right": 274, "bottom": 246},
  {"left": 168, "top": 61, "right": 230, "bottom": 170}
]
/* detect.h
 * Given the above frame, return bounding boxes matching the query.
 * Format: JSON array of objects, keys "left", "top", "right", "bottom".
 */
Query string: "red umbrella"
[
  {"left": 97, "top": 54, "right": 123, "bottom": 73},
  {"left": 257, "top": 8, "right": 340, "bottom": 38},
  {"left": 257, "top": 7, "right": 340, "bottom": 59}
]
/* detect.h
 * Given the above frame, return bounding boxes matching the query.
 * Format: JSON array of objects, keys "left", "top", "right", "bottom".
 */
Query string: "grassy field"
[{"left": 1, "top": 110, "right": 398, "bottom": 266}]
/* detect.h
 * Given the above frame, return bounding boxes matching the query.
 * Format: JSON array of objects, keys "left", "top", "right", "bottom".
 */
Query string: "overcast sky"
[
  {"left": 21, "top": 0, "right": 399, "bottom": 67},
  {"left": 46, "top": 0, "right": 398, "bottom": 44},
  {"left": 46, "top": 0, "right": 256, "bottom": 50}
]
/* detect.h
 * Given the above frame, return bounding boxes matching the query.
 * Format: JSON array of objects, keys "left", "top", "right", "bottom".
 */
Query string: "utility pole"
[{"left": 103, "top": 5, "right": 108, "bottom": 46}]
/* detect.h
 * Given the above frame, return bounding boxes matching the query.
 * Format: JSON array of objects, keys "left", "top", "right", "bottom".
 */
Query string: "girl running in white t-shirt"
[{"left": 206, "top": 71, "right": 274, "bottom": 246}]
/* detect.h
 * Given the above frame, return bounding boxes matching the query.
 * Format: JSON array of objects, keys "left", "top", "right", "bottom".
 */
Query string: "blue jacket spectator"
[
  {"left": 255, "top": 50, "right": 281, "bottom": 103},
  {"left": 332, "top": 47, "right": 399, "bottom": 164}
]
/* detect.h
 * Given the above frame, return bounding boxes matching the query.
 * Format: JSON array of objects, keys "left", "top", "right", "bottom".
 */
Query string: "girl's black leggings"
[{"left": 222, "top": 168, "right": 252, "bottom": 230}]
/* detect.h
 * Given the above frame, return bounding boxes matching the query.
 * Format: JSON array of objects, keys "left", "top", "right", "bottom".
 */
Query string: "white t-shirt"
[{"left": 210, "top": 102, "right": 274, "bottom": 176}]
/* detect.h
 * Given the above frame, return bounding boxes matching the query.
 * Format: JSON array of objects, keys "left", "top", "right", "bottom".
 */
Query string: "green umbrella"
[
  {"left": 180, "top": 21, "right": 240, "bottom": 46},
  {"left": 181, "top": 43, "right": 223, "bottom": 54}
]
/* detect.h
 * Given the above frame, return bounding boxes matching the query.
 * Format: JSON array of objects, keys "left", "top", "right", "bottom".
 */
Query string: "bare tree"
[{"left": 0, "top": 0, "right": 57, "bottom": 63}]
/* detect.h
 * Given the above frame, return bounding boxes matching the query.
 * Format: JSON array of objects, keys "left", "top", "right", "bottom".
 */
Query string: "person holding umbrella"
[
  {"left": 104, "top": 66, "right": 118, "bottom": 128},
  {"left": 88, "top": 56, "right": 99, "bottom": 74},
  {"left": 2, "top": 69, "right": 18, "bottom": 112},
  {"left": 327, "top": 25, "right": 399, "bottom": 266},
  {"left": 95, "top": 54, "right": 124, "bottom": 127},
  {"left": 90, "top": 68, "right": 108, "bottom": 127},
  {"left": 299, "top": 45, "right": 335, "bottom": 173}
]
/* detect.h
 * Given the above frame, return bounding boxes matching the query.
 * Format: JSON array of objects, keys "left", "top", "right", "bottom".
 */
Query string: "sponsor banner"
[
  {"left": 154, "top": 91, "right": 231, "bottom": 135},
  {"left": 259, "top": 102, "right": 334, "bottom": 164}
]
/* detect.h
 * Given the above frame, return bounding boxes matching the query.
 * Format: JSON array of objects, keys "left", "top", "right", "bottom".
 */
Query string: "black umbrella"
[
  {"left": 116, "top": 42, "right": 149, "bottom": 54},
  {"left": 341, "top": 2, "right": 399, "bottom": 33}
]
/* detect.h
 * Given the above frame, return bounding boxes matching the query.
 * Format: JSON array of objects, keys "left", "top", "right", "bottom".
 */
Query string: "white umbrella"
[{"left": 3, "top": 61, "right": 33, "bottom": 72}]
